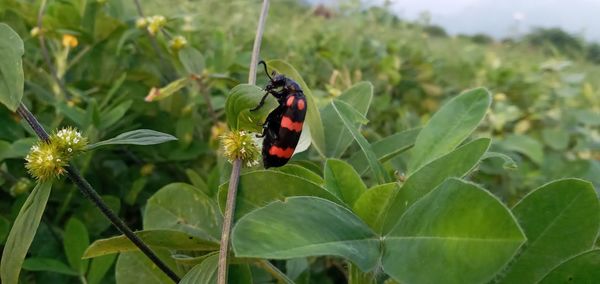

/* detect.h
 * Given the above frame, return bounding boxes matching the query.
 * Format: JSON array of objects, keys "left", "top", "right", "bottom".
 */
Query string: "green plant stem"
[
  {"left": 217, "top": 158, "right": 241, "bottom": 284},
  {"left": 15, "top": 103, "right": 181, "bottom": 283},
  {"left": 248, "top": 0, "right": 270, "bottom": 85},
  {"left": 257, "top": 260, "right": 295, "bottom": 284},
  {"left": 217, "top": 1, "right": 270, "bottom": 283},
  {"left": 36, "top": 0, "right": 70, "bottom": 100}
]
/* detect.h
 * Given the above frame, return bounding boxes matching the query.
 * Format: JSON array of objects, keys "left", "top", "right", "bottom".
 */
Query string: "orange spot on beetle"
[
  {"left": 269, "top": 146, "right": 294, "bottom": 158},
  {"left": 297, "top": 99, "right": 305, "bottom": 110},
  {"left": 281, "top": 116, "right": 303, "bottom": 132},
  {"left": 286, "top": 96, "right": 295, "bottom": 106}
]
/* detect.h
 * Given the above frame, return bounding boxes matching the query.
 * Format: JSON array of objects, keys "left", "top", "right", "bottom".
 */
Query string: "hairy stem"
[
  {"left": 217, "top": 158, "right": 241, "bottom": 284},
  {"left": 217, "top": 2, "right": 271, "bottom": 283},
  {"left": 16, "top": 103, "right": 180, "bottom": 283}
]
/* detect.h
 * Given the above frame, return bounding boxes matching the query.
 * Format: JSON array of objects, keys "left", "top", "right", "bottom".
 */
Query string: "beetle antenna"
[{"left": 259, "top": 60, "right": 273, "bottom": 81}]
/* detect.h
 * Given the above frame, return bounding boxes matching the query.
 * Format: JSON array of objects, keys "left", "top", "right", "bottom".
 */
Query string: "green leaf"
[
  {"left": 267, "top": 59, "right": 326, "bottom": 157},
  {"left": 115, "top": 249, "right": 179, "bottom": 284},
  {"left": 232, "top": 197, "right": 380, "bottom": 272},
  {"left": 179, "top": 253, "right": 218, "bottom": 284},
  {"left": 324, "top": 159, "right": 367, "bottom": 206},
  {"left": 224, "top": 84, "right": 276, "bottom": 131},
  {"left": 144, "top": 183, "right": 222, "bottom": 242},
  {"left": 22, "top": 258, "right": 77, "bottom": 276},
  {"left": 56, "top": 101, "right": 86, "bottom": 127},
  {"left": 499, "top": 134, "right": 544, "bottom": 165},
  {"left": 98, "top": 100, "right": 132, "bottom": 129},
  {"left": 83, "top": 229, "right": 219, "bottom": 258},
  {"left": 382, "top": 178, "right": 525, "bottom": 284},
  {"left": 331, "top": 100, "right": 387, "bottom": 184},
  {"left": 482, "top": 151, "right": 518, "bottom": 169},
  {"left": 573, "top": 109, "right": 600, "bottom": 126},
  {"left": 275, "top": 164, "right": 324, "bottom": 185},
  {"left": 540, "top": 250, "right": 600, "bottom": 283},
  {"left": 542, "top": 128, "right": 569, "bottom": 150},
  {"left": 87, "top": 254, "right": 117, "bottom": 284},
  {"left": 321, "top": 82, "right": 373, "bottom": 157},
  {"left": 382, "top": 138, "right": 491, "bottom": 233},
  {"left": 86, "top": 129, "right": 177, "bottom": 150},
  {"left": 0, "top": 216, "right": 8, "bottom": 244},
  {"left": 1, "top": 181, "right": 52, "bottom": 284},
  {"left": 179, "top": 46, "right": 205, "bottom": 75},
  {"left": 218, "top": 170, "right": 341, "bottom": 220},
  {"left": 146, "top": 77, "right": 190, "bottom": 102},
  {"left": 179, "top": 253, "right": 252, "bottom": 284},
  {"left": 352, "top": 183, "right": 399, "bottom": 232},
  {"left": 408, "top": 87, "right": 491, "bottom": 173},
  {"left": 348, "top": 128, "right": 420, "bottom": 175},
  {"left": 185, "top": 169, "right": 212, "bottom": 196},
  {"left": 63, "top": 217, "right": 89, "bottom": 274},
  {"left": 0, "top": 138, "right": 36, "bottom": 160},
  {"left": 497, "top": 179, "right": 600, "bottom": 283},
  {"left": 0, "top": 24, "right": 24, "bottom": 111}
]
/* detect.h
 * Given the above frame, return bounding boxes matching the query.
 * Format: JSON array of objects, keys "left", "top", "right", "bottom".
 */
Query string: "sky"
[{"left": 307, "top": 0, "right": 600, "bottom": 42}]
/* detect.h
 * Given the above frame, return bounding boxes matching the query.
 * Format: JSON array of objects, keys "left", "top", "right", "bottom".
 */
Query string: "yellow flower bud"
[
  {"left": 136, "top": 17, "right": 148, "bottom": 29},
  {"left": 169, "top": 35, "right": 188, "bottom": 52},
  {"left": 140, "top": 163, "right": 155, "bottom": 176},
  {"left": 147, "top": 15, "right": 167, "bottom": 36},
  {"left": 62, "top": 34, "right": 78, "bottom": 48},
  {"left": 30, "top": 27, "right": 40, "bottom": 37}
]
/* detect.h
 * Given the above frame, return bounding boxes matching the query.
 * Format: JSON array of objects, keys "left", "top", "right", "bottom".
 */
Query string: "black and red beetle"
[{"left": 251, "top": 61, "right": 307, "bottom": 168}]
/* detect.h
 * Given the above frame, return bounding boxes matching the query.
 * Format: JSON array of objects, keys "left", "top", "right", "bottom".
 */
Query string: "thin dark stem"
[
  {"left": 217, "top": 158, "right": 241, "bottom": 284},
  {"left": 65, "top": 166, "right": 180, "bottom": 283},
  {"left": 16, "top": 103, "right": 180, "bottom": 283},
  {"left": 17, "top": 104, "right": 50, "bottom": 142},
  {"left": 217, "top": 1, "right": 270, "bottom": 283},
  {"left": 36, "top": 0, "right": 70, "bottom": 100}
]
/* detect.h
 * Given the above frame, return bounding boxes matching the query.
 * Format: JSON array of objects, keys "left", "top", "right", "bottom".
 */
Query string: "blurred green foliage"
[{"left": 1, "top": 0, "right": 600, "bottom": 283}]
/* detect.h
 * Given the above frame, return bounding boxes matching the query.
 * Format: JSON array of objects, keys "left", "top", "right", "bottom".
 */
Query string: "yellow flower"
[
  {"left": 220, "top": 130, "right": 260, "bottom": 167},
  {"left": 169, "top": 35, "right": 188, "bottom": 51},
  {"left": 147, "top": 15, "right": 167, "bottom": 36},
  {"left": 62, "top": 34, "right": 78, "bottom": 48}
]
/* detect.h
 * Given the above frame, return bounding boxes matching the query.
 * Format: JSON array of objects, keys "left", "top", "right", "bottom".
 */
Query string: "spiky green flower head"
[
  {"left": 51, "top": 127, "right": 88, "bottom": 157},
  {"left": 25, "top": 127, "right": 87, "bottom": 181},
  {"left": 220, "top": 130, "right": 261, "bottom": 168},
  {"left": 25, "top": 142, "right": 67, "bottom": 180}
]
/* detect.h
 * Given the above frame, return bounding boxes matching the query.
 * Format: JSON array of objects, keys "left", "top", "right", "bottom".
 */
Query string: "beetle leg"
[{"left": 250, "top": 92, "right": 271, "bottom": 111}]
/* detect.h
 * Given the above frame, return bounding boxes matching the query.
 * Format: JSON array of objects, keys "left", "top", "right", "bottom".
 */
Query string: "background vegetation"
[{"left": 1, "top": 0, "right": 599, "bottom": 283}]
